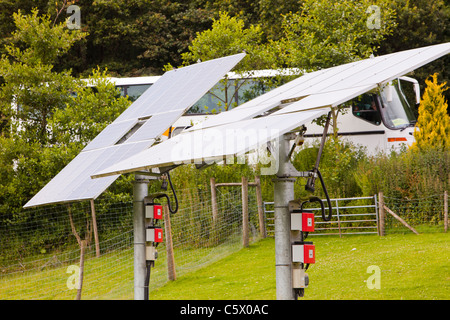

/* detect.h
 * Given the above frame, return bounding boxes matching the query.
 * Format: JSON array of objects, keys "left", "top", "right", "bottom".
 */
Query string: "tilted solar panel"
[{"left": 24, "top": 53, "right": 246, "bottom": 208}]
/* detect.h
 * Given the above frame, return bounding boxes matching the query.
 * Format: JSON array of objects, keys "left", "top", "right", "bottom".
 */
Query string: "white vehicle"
[
  {"left": 108, "top": 72, "right": 420, "bottom": 154},
  {"left": 300, "top": 76, "right": 421, "bottom": 154}
]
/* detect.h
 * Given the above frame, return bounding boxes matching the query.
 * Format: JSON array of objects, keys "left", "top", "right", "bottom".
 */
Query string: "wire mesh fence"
[
  {"left": 383, "top": 193, "right": 448, "bottom": 234},
  {"left": 1, "top": 187, "right": 447, "bottom": 299},
  {"left": 0, "top": 186, "right": 262, "bottom": 300}
]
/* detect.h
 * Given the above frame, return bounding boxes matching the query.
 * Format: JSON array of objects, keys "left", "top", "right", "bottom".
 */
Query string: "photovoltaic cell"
[
  {"left": 82, "top": 119, "right": 138, "bottom": 151},
  {"left": 126, "top": 111, "right": 182, "bottom": 143}
]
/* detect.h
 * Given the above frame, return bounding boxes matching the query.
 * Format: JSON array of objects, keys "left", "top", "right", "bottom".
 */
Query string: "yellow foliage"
[{"left": 412, "top": 73, "right": 450, "bottom": 151}]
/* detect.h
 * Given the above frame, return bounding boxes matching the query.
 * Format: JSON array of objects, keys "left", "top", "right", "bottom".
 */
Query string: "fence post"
[
  {"left": 90, "top": 199, "right": 100, "bottom": 258},
  {"left": 336, "top": 199, "right": 341, "bottom": 238},
  {"left": 242, "top": 176, "right": 249, "bottom": 247},
  {"left": 164, "top": 205, "right": 176, "bottom": 281},
  {"left": 210, "top": 177, "right": 218, "bottom": 224},
  {"left": 255, "top": 176, "right": 266, "bottom": 238},
  {"left": 378, "top": 192, "right": 385, "bottom": 236},
  {"left": 444, "top": 191, "right": 448, "bottom": 233},
  {"left": 76, "top": 240, "right": 87, "bottom": 300}
]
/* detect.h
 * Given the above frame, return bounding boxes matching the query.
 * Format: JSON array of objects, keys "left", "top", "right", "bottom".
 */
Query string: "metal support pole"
[
  {"left": 273, "top": 133, "right": 297, "bottom": 300},
  {"left": 133, "top": 174, "right": 149, "bottom": 300}
]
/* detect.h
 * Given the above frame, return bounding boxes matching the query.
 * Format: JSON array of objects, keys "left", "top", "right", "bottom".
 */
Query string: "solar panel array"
[
  {"left": 92, "top": 42, "right": 450, "bottom": 178},
  {"left": 24, "top": 53, "right": 246, "bottom": 208},
  {"left": 92, "top": 109, "right": 328, "bottom": 178},
  {"left": 25, "top": 43, "right": 450, "bottom": 207}
]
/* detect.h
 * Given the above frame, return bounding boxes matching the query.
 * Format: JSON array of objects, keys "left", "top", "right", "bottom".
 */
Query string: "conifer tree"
[{"left": 412, "top": 73, "right": 450, "bottom": 151}]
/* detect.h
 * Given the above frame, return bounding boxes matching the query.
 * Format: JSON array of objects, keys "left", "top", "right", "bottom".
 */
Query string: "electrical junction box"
[
  {"left": 292, "top": 243, "right": 315, "bottom": 264},
  {"left": 146, "top": 203, "right": 163, "bottom": 219},
  {"left": 291, "top": 211, "right": 315, "bottom": 232},
  {"left": 292, "top": 268, "right": 309, "bottom": 289},
  {"left": 146, "top": 227, "right": 163, "bottom": 243},
  {"left": 146, "top": 245, "right": 158, "bottom": 261}
]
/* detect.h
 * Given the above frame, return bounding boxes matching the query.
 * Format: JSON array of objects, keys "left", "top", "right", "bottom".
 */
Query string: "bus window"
[
  {"left": 118, "top": 84, "right": 151, "bottom": 102},
  {"left": 187, "top": 78, "right": 274, "bottom": 115},
  {"left": 351, "top": 94, "right": 381, "bottom": 125},
  {"left": 379, "top": 84, "right": 416, "bottom": 129}
]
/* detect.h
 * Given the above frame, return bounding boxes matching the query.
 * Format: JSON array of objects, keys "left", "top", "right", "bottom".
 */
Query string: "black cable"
[
  {"left": 302, "top": 196, "right": 324, "bottom": 222},
  {"left": 144, "top": 260, "right": 153, "bottom": 300},
  {"left": 316, "top": 169, "right": 332, "bottom": 221},
  {"left": 167, "top": 172, "right": 178, "bottom": 214},
  {"left": 154, "top": 172, "right": 178, "bottom": 214}
]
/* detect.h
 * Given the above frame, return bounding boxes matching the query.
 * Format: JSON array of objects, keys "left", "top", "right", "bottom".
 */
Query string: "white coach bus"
[{"left": 108, "top": 71, "right": 420, "bottom": 155}]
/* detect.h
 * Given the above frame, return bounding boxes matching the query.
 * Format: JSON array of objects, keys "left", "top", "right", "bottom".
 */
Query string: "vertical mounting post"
[
  {"left": 378, "top": 192, "right": 385, "bottom": 236},
  {"left": 273, "top": 133, "right": 297, "bottom": 300},
  {"left": 133, "top": 174, "right": 149, "bottom": 300},
  {"left": 242, "top": 176, "right": 249, "bottom": 248}
]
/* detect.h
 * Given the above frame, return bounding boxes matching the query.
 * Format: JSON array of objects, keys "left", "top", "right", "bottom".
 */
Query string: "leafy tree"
[
  {"left": 0, "top": 9, "right": 86, "bottom": 144},
  {"left": 0, "top": 10, "right": 131, "bottom": 218},
  {"left": 181, "top": 11, "right": 278, "bottom": 71},
  {"left": 181, "top": 12, "right": 280, "bottom": 111},
  {"left": 412, "top": 73, "right": 450, "bottom": 151},
  {"left": 54, "top": 0, "right": 215, "bottom": 76},
  {"left": 280, "top": 0, "right": 396, "bottom": 71}
]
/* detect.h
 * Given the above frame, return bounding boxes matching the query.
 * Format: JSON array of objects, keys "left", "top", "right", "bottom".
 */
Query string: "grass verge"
[{"left": 149, "top": 233, "right": 449, "bottom": 300}]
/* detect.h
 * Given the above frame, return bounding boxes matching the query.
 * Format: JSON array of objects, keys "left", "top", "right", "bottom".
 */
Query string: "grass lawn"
[{"left": 149, "top": 233, "right": 449, "bottom": 300}]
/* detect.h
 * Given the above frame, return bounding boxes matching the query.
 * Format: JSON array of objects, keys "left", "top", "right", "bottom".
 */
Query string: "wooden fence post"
[
  {"left": 242, "top": 176, "right": 249, "bottom": 247},
  {"left": 90, "top": 200, "right": 100, "bottom": 258},
  {"left": 255, "top": 176, "right": 266, "bottom": 238},
  {"left": 76, "top": 240, "right": 86, "bottom": 300},
  {"left": 164, "top": 205, "right": 176, "bottom": 281},
  {"left": 210, "top": 177, "right": 218, "bottom": 225},
  {"left": 378, "top": 192, "right": 385, "bottom": 236},
  {"left": 444, "top": 191, "right": 448, "bottom": 233},
  {"left": 383, "top": 205, "right": 419, "bottom": 235}
]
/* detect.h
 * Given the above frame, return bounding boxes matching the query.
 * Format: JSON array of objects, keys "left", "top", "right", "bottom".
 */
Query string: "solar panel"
[
  {"left": 25, "top": 141, "right": 155, "bottom": 207},
  {"left": 24, "top": 53, "right": 246, "bottom": 208},
  {"left": 273, "top": 85, "right": 375, "bottom": 114},
  {"left": 83, "top": 119, "right": 138, "bottom": 151},
  {"left": 91, "top": 109, "right": 328, "bottom": 178},
  {"left": 91, "top": 42, "right": 450, "bottom": 179}
]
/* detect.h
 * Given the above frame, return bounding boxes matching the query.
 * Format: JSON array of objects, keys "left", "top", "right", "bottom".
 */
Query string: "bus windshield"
[{"left": 379, "top": 84, "right": 416, "bottom": 129}]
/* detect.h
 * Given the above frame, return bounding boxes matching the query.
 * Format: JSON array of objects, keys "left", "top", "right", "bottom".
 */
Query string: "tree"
[
  {"left": 181, "top": 11, "right": 278, "bottom": 72},
  {"left": 181, "top": 12, "right": 280, "bottom": 111},
  {"left": 0, "top": 9, "right": 86, "bottom": 144},
  {"left": 0, "top": 10, "right": 131, "bottom": 219},
  {"left": 280, "top": 0, "right": 396, "bottom": 71},
  {"left": 412, "top": 73, "right": 450, "bottom": 151}
]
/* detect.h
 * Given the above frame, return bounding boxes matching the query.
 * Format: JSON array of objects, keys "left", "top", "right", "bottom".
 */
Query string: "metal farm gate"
[{"left": 264, "top": 195, "right": 379, "bottom": 237}]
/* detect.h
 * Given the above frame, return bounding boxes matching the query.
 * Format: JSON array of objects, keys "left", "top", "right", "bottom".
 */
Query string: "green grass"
[
  {"left": 149, "top": 233, "right": 449, "bottom": 300},
  {"left": 2, "top": 233, "right": 448, "bottom": 300}
]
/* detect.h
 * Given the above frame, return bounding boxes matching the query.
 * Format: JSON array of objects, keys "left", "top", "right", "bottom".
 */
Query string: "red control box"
[
  {"left": 146, "top": 227, "right": 163, "bottom": 243},
  {"left": 291, "top": 212, "right": 315, "bottom": 232},
  {"left": 292, "top": 243, "right": 315, "bottom": 264},
  {"left": 146, "top": 204, "right": 163, "bottom": 219}
]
